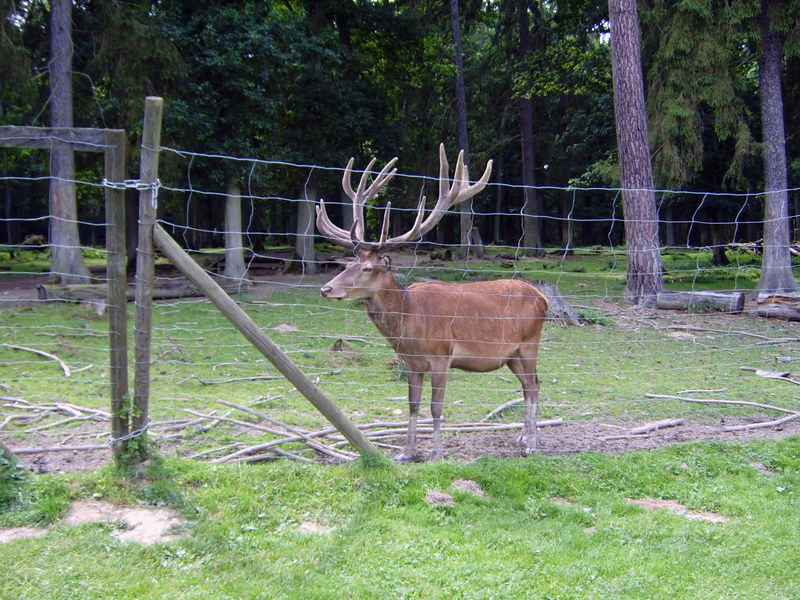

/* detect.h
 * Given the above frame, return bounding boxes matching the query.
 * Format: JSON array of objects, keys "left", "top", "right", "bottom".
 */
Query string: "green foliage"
[{"left": 0, "top": 454, "right": 27, "bottom": 509}]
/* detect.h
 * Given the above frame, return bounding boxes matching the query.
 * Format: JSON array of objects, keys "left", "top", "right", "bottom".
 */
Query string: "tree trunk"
[
  {"left": 296, "top": 176, "right": 318, "bottom": 275},
  {"left": 608, "top": 0, "right": 663, "bottom": 305},
  {"left": 224, "top": 178, "right": 248, "bottom": 283},
  {"left": 756, "top": 2, "right": 798, "bottom": 293},
  {"left": 519, "top": 0, "right": 544, "bottom": 257},
  {"left": 709, "top": 208, "right": 730, "bottom": 266},
  {"left": 493, "top": 156, "right": 504, "bottom": 244},
  {"left": 449, "top": 0, "right": 473, "bottom": 259},
  {"left": 49, "top": 0, "right": 90, "bottom": 284}
]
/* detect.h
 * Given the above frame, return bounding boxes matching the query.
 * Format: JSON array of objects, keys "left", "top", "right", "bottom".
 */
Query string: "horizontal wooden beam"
[{"left": 0, "top": 125, "right": 124, "bottom": 153}]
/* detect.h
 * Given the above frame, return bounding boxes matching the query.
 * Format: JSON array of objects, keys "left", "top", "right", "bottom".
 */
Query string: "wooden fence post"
[
  {"left": 152, "top": 224, "right": 381, "bottom": 458},
  {"left": 132, "top": 97, "right": 164, "bottom": 458},
  {"left": 104, "top": 129, "right": 130, "bottom": 458}
]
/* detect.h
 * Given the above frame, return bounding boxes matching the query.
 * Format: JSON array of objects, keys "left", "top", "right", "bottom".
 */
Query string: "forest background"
[{"left": 1, "top": 0, "right": 798, "bottom": 291}]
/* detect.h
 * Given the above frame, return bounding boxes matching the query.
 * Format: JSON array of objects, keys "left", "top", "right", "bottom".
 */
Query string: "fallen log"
[
  {"left": 756, "top": 292, "right": 800, "bottom": 322},
  {"left": 656, "top": 291, "right": 745, "bottom": 314},
  {"left": 36, "top": 280, "right": 250, "bottom": 304}
]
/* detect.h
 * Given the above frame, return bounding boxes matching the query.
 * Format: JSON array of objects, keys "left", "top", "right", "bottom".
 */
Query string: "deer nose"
[{"left": 320, "top": 286, "right": 332, "bottom": 298}]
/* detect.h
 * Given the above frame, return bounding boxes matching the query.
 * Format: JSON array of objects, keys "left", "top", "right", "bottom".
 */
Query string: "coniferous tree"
[{"left": 609, "top": 0, "right": 663, "bottom": 305}]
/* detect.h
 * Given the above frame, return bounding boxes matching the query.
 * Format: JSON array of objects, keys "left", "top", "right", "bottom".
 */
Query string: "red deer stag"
[{"left": 316, "top": 144, "right": 548, "bottom": 461}]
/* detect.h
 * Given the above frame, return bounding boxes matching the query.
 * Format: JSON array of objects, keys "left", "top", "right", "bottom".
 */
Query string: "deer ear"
[{"left": 380, "top": 255, "right": 392, "bottom": 270}]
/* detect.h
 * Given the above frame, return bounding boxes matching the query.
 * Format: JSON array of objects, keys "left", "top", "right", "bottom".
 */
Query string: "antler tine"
[
  {"left": 378, "top": 202, "right": 392, "bottom": 246},
  {"left": 413, "top": 143, "right": 494, "bottom": 240},
  {"left": 318, "top": 147, "right": 490, "bottom": 251},
  {"left": 316, "top": 199, "right": 356, "bottom": 249},
  {"left": 344, "top": 156, "right": 398, "bottom": 242},
  {"left": 383, "top": 194, "right": 427, "bottom": 246}
]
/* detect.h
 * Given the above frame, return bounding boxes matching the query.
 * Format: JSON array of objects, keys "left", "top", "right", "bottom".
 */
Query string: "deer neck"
[{"left": 363, "top": 272, "right": 406, "bottom": 344}]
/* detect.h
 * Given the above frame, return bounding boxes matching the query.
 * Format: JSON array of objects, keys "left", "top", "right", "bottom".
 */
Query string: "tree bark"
[
  {"left": 48, "top": 0, "right": 90, "bottom": 284},
  {"left": 608, "top": 0, "right": 663, "bottom": 305},
  {"left": 223, "top": 178, "right": 248, "bottom": 283},
  {"left": 518, "top": 0, "right": 544, "bottom": 257},
  {"left": 449, "top": 0, "right": 474, "bottom": 259},
  {"left": 756, "top": 2, "right": 798, "bottom": 293}
]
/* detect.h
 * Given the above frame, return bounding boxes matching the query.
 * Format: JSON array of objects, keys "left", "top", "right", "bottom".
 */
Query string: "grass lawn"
[
  {"left": 2, "top": 438, "right": 800, "bottom": 599},
  {"left": 1, "top": 246, "right": 799, "bottom": 598}
]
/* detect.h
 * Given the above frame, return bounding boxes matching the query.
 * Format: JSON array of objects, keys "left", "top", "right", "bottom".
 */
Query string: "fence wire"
[{"left": 1, "top": 146, "right": 799, "bottom": 463}]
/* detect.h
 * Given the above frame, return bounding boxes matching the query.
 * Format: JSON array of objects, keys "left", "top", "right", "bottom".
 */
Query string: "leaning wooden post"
[
  {"left": 103, "top": 129, "right": 130, "bottom": 458},
  {"left": 152, "top": 224, "right": 381, "bottom": 458},
  {"left": 132, "top": 97, "right": 164, "bottom": 458}
]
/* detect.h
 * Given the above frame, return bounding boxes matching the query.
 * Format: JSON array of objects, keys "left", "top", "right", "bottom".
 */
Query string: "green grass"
[
  {"left": 1, "top": 438, "right": 800, "bottom": 599},
  {"left": 1, "top": 246, "right": 798, "bottom": 459},
  {"left": 2, "top": 246, "right": 799, "bottom": 598}
]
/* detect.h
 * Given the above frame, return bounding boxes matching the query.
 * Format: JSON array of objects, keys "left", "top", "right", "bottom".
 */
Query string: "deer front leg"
[
  {"left": 509, "top": 356, "right": 540, "bottom": 455},
  {"left": 523, "top": 375, "right": 541, "bottom": 455},
  {"left": 429, "top": 369, "right": 450, "bottom": 461},
  {"left": 399, "top": 369, "right": 424, "bottom": 461}
]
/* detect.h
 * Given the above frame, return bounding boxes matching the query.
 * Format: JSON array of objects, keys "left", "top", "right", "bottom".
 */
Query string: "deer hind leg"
[
  {"left": 399, "top": 369, "right": 424, "bottom": 461},
  {"left": 429, "top": 368, "right": 450, "bottom": 461},
  {"left": 508, "top": 354, "right": 540, "bottom": 454}
]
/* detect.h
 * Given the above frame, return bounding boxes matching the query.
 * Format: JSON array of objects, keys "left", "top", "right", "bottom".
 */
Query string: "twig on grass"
[
  {"left": 482, "top": 398, "right": 524, "bottom": 421},
  {"left": 629, "top": 419, "right": 686, "bottom": 435},
  {"left": 0, "top": 343, "right": 72, "bottom": 376},
  {"left": 599, "top": 418, "right": 685, "bottom": 441},
  {"left": 645, "top": 393, "right": 797, "bottom": 414},
  {"left": 740, "top": 367, "right": 800, "bottom": 386},
  {"left": 646, "top": 393, "right": 800, "bottom": 432}
]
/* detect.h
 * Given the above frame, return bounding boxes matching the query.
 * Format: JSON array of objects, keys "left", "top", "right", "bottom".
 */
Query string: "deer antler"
[
  {"left": 315, "top": 157, "right": 398, "bottom": 249},
  {"left": 316, "top": 144, "right": 492, "bottom": 250}
]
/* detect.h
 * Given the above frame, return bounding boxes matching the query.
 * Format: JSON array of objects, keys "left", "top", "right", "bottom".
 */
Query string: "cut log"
[
  {"left": 656, "top": 291, "right": 745, "bottom": 314},
  {"left": 756, "top": 292, "right": 800, "bottom": 322},
  {"left": 36, "top": 281, "right": 248, "bottom": 303}
]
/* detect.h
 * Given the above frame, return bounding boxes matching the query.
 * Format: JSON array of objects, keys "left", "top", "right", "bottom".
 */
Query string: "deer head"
[{"left": 317, "top": 144, "right": 492, "bottom": 301}]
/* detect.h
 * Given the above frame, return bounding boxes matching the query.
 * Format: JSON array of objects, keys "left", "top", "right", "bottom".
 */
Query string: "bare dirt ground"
[
  {"left": 10, "top": 417, "right": 800, "bottom": 475},
  {"left": 0, "top": 499, "right": 186, "bottom": 545}
]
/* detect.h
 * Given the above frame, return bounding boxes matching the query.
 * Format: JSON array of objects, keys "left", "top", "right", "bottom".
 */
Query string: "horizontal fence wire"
[{"left": 1, "top": 144, "right": 799, "bottom": 461}]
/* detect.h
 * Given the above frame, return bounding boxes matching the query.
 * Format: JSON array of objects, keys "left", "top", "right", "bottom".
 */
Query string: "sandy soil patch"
[
  {"left": 0, "top": 499, "right": 186, "bottom": 545},
  {"left": 625, "top": 497, "right": 729, "bottom": 522}
]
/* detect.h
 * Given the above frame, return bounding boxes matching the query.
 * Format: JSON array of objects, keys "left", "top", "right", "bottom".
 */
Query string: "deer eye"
[{"left": 361, "top": 266, "right": 373, "bottom": 273}]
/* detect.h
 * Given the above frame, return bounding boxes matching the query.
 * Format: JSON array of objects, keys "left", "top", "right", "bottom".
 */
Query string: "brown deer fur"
[{"left": 321, "top": 247, "right": 548, "bottom": 461}]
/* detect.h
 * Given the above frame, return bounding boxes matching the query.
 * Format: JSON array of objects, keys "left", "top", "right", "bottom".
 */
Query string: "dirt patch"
[
  {"left": 625, "top": 498, "right": 729, "bottom": 523},
  {"left": 65, "top": 499, "right": 186, "bottom": 544},
  {"left": 0, "top": 499, "right": 186, "bottom": 545},
  {"left": 297, "top": 520, "right": 334, "bottom": 534},
  {"left": 9, "top": 416, "right": 800, "bottom": 474},
  {"left": 424, "top": 490, "right": 455, "bottom": 506},
  {"left": 451, "top": 478, "right": 487, "bottom": 498},
  {"left": 0, "top": 526, "right": 49, "bottom": 543},
  {"left": 415, "top": 417, "right": 800, "bottom": 462}
]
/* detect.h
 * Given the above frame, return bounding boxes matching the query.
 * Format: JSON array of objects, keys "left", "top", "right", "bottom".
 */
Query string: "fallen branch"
[
  {"left": 482, "top": 398, "right": 524, "bottom": 421},
  {"left": 645, "top": 393, "right": 799, "bottom": 432},
  {"left": 0, "top": 343, "right": 72, "bottom": 376},
  {"left": 216, "top": 400, "right": 350, "bottom": 461},
  {"left": 628, "top": 418, "right": 686, "bottom": 435},
  {"left": 722, "top": 412, "right": 800, "bottom": 432},
  {"left": 599, "top": 418, "right": 686, "bottom": 441},
  {"left": 645, "top": 393, "right": 797, "bottom": 415},
  {"left": 9, "top": 444, "right": 107, "bottom": 454},
  {"left": 185, "top": 375, "right": 281, "bottom": 386},
  {"left": 741, "top": 367, "right": 800, "bottom": 386}
]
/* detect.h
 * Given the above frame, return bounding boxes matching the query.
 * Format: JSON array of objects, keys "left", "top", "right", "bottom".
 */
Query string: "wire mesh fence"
[{"left": 1, "top": 138, "right": 799, "bottom": 467}]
